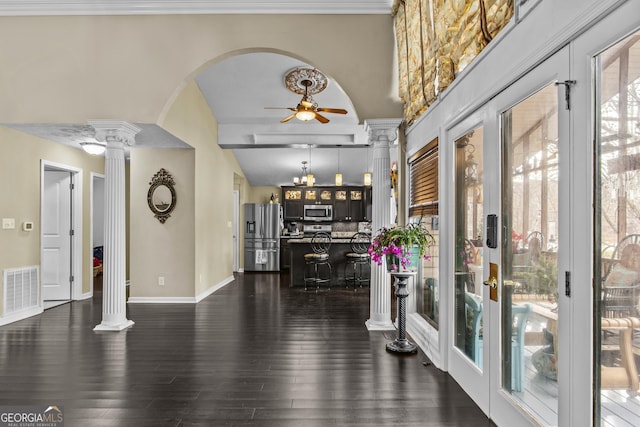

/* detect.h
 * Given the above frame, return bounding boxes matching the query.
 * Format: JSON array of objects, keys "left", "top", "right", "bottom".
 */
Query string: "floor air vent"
[{"left": 3, "top": 266, "right": 39, "bottom": 315}]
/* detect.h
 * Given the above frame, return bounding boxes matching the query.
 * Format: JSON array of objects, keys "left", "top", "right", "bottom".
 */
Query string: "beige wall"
[
  {"left": 249, "top": 186, "right": 282, "bottom": 205},
  {"left": 129, "top": 148, "right": 196, "bottom": 298},
  {"left": 161, "top": 80, "right": 250, "bottom": 294},
  {"left": 0, "top": 126, "right": 105, "bottom": 316},
  {"left": 0, "top": 14, "right": 399, "bottom": 125}
]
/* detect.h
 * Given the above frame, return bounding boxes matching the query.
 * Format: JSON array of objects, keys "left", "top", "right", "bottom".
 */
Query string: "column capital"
[
  {"left": 364, "top": 119, "right": 403, "bottom": 144},
  {"left": 89, "top": 120, "right": 141, "bottom": 146}
]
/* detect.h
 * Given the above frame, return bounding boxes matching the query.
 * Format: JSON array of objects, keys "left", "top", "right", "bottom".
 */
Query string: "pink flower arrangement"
[{"left": 368, "top": 222, "right": 435, "bottom": 271}]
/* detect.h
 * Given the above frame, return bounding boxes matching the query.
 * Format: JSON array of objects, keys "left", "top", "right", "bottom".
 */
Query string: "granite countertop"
[
  {"left": 281, "top": 232, "right": 370, "bottom": 240},
  {"left": 286, "top": 237, "right": 354, "bottom": 243}
]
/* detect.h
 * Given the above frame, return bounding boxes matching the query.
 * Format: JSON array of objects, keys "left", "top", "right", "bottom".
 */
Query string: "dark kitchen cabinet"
[
  {"left": 363, "top": 186, "right": 372, "bottom": 221},
  {"left": 282, "top": 185, "right": 370, "bottom": 222},
  {"left": 334, "top": 187, "right": 365, "bottom": 222},
  {"left": 333, "top": 188, "right": 349, "bottom": 221},
  {"left": 348, "top": 188, "right": 365, "bottom": 222},
  {"left": 280, "top": 239, "right": 291, "bottom": 270},
  {"left": 282, "top": 187, "right": 304, "bottom": 220},
  {"left": 303, "top": 187, "right": 333, "bottom": 205}
]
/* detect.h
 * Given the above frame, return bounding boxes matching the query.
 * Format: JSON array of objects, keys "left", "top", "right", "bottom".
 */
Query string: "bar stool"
[
  {"left": 344, "top": 232, "right": 371, "bottom": 289},
  {"left": 303, "top": 232, "right": 332, "bottom": 291}
]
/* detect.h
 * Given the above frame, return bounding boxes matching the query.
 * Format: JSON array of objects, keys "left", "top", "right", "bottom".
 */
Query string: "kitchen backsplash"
[{"left": 283, "top": 220, "right": 371, "bottom": 236}]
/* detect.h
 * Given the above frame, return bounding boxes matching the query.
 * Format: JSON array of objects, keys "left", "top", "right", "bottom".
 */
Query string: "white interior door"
[{"left": 42, "top": 170, "right": 72, "bottom": 301}]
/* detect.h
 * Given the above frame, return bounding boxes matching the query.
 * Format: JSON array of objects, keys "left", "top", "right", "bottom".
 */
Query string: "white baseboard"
[
  {"left": 127, "top": 275, "right": 235, "bottom": 304},
  {"left": 407, "top": 313, "right": 443, "bottom": 370},
  {"left": 195, "top": 275, "right": 234, "bottom": 302},
  {"left": 0, "top": 306, "right": 44, "bottom": 327},
  {"left": 127, "top": 296, "right": 197, "bottom": 303},
  {"left": 77, "top": 291, "right": 93, "bottom": 300}
]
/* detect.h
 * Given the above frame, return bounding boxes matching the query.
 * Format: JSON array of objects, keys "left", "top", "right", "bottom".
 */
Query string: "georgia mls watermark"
[{"left": 0, "top": 406, "right": 63, "bottom": 427}]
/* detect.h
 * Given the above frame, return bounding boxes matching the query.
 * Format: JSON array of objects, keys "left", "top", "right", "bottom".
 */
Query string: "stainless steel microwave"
[{"left": 303, "top": 204, "right": 333, "bottom": 221}]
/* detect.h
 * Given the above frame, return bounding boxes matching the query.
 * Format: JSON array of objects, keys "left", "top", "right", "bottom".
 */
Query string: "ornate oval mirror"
[{"left": 147, "top": 168, "right": 176, "bottom": 223}]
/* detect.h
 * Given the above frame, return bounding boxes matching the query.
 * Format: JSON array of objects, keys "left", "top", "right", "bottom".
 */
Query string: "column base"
[
  {"left": 386, "top": 339, "right": 418, "bottom": 354},
  {"left": 94, "top": 319, "right": 134, "bottom": 332},
  {"left": 365, "top": 318, "right": 395, "bottom": 331}
]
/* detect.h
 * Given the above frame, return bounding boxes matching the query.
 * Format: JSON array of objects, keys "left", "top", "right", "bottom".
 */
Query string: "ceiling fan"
[{"left": 266, "top": 78, "right": 347, "bottom": 124}]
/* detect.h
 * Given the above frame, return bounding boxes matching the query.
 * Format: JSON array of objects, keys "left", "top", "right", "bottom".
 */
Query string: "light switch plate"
[{"left": 2, "top": 218, "right": 15, "bottom": 229}]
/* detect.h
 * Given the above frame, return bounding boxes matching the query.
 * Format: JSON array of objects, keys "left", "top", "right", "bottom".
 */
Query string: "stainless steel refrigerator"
[{"left": 244, "top": 203, "right": 280, "bottom": 271}]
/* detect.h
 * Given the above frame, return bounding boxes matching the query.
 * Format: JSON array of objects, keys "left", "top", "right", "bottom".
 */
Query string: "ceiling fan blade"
[
  {"left": 280, "top": 113, "right": 297, "bottom": 123},
  {"left": 317, "top": 108, "right": 347, "bottom": 114},
  {"left": 314, "top": 112, "right": 330, "bottom": 124},
  {"left": 265, "top": 107, "right": 296, "bottom": 111}
]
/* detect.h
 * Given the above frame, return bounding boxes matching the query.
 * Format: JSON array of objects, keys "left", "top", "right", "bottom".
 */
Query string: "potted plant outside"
[{"left": 368, "top": 221, "right": 435, "bottom": 272}]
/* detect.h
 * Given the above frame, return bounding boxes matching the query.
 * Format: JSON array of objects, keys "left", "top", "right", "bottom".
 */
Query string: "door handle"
[{"left": 483, "top": 262, "right": 499, "bottom": 302}]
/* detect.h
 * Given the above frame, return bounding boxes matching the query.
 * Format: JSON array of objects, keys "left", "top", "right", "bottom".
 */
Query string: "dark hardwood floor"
[{"left": 0, "top": 272, "right": 495, "bottom": 426}]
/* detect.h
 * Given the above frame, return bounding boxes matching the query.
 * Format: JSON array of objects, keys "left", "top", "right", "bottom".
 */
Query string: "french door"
[
  {"left": 448, "top": 46, "right": 571, "bottom": 426},
  {"left": 573, "top": 3, "right": 640, "bottom": 426}
]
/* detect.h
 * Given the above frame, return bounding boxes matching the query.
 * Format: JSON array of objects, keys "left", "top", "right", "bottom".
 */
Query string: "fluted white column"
[
  {"left": 92, "top": 120, "right": 140, "bottom": 331},
  {"left": 364, "top": 119, "right": 402, "bottom": 331}
]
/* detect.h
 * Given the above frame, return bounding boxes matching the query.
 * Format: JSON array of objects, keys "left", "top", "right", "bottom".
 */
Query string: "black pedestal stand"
[{"left": 386, "top": 271, "right": 417, "bottom": 354}]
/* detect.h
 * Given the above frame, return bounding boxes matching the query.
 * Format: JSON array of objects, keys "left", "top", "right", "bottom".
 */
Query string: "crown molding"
[{"left": 0, "top": 0, "right": 393, "bottom": 16}]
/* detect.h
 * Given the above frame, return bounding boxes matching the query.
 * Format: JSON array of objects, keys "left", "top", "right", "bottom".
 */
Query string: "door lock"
[{"left": 483, "top": 262, "right": 499, "bottom": 302}]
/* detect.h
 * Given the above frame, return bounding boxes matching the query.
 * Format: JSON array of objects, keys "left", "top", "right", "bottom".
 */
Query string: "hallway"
[{"left": 0, "top": 273, "right": 492, "bottom": 426}]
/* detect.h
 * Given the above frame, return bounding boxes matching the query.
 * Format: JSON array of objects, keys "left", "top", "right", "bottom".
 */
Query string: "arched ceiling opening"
[{"left": 193, "top": 50, "right": 370, "bottom": 187}]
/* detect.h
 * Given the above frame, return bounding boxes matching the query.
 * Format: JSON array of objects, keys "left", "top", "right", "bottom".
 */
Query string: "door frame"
[
  {"left": 233, "top": 190, "right": 240, "bottom": 272},
  {"left": 91, "top": 172, "right": 105, "bottom": 296},
  {"left": 41, "top": 160, "right": 83, "bottom": 302}
]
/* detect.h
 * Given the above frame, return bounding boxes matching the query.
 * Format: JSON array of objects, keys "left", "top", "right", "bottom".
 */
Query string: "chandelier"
[{"left": 293, "top": 161, "right": 310, "bottom": 186}]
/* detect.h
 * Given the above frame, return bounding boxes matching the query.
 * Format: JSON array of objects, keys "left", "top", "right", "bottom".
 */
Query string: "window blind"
[{"left": 409, "top": 137, "right": 438, "bottom": 217}]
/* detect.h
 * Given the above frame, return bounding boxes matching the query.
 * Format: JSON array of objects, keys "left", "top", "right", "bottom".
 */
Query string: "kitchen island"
[{"left": 287, "top": 237, "right": 370, "bottom": 288}]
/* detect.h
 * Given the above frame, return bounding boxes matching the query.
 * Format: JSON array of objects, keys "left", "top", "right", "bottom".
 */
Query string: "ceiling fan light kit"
[
  {"left": 295, "top": 108, "right": 316, "bottom": 122},
  {"left": 267, "top": 67, "right": 348, "bottom": 124}
]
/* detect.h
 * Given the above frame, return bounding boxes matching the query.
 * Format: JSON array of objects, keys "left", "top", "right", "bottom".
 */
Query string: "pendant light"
[
  {"left": 363, "top": 145, "right": 372, "bottom": 186},
  {"left": 293, "top": 161, "right": 309, "bottom": 186},
  {"left": 363, "top": 172, "right": 372, "bottom": 187},
  {"left": 335, "top": 147, "right": 343, "bottom": 186},
  {"left": 306, "top": 146, "right": 314, "bottom": 186}
]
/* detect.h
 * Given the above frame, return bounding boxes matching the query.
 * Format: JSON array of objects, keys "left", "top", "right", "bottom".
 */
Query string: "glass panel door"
[
  {"left": 454, "top": 127, "right": 485, "bottom": 367},
  {"left": 595, "top": 29, "right": 640, "bottom": 426},
  {"left": 448, "top": 112, "right": 490, "bottom": 415},
  {"left": 447, "top": 45, "right": 569, "bottom": 426},
  {"left": 500, "top": 83, "right": 559, "bottom": 425}
]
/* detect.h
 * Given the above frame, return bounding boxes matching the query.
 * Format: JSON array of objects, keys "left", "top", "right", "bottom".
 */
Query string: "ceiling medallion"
[{"left": 284, "top": 68, "right": 328, "bottom": 95}]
